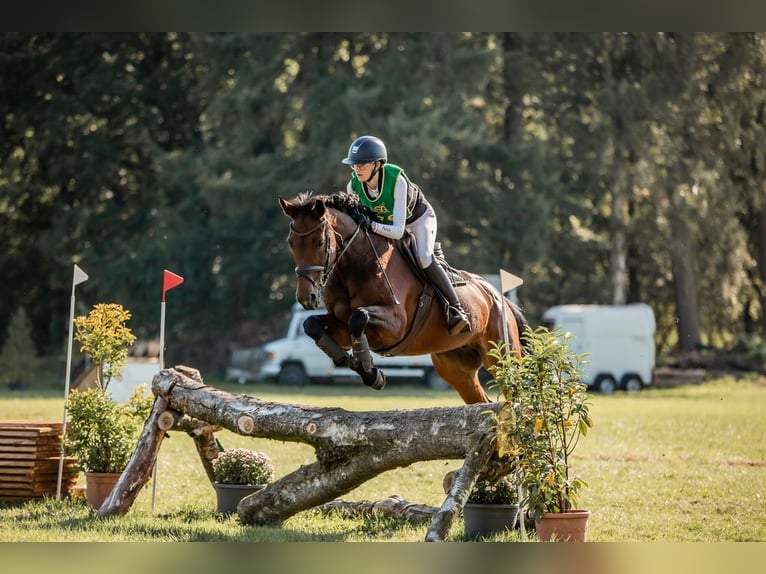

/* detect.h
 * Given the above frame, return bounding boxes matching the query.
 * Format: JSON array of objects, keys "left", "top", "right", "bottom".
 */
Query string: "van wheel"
[
  {"left": 278, "top": 364, "right": 309, "bottom": 386},
  {"left": 425, "top": 369, "right": 450, "bottom": 390},
  {"left": 594, "top": 374, "right": 617, "bottom": 395},
  {"left": 621, "top": 375, "right": 643, "bottom": 393}
]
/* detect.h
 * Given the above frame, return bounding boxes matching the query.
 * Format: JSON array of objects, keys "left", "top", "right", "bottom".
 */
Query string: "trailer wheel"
[
  {"left": 621, "top": 375, "right": 643, "bottom": 393},
  {"left": 594, "top": 374, "right": 617, "bottom": 395},
  {"left": 278, "top": 363, "right": 309, "bottom": 386}
]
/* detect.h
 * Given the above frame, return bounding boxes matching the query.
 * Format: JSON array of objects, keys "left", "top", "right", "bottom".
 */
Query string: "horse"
[{"left": 278, "top": 191, "right": 527, "bottom": 404}]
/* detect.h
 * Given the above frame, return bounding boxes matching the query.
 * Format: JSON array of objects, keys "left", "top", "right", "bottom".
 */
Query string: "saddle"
[
  {"left": 376, "top": 233, "right": 466, "bottom": 356},
  {"left": 397, "top": 232, "right": 467, "bottom": 291}
]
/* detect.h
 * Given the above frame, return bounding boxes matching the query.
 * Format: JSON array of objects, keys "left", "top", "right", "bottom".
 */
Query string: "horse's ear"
[
  {"left": 311, "top": 198, "right": 327, "bottom": 218},
  {"left": 278, "top": 196, "right": 294, "bottom": 217}
]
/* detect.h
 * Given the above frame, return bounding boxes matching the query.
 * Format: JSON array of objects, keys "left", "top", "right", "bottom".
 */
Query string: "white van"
[
  {"left": 226, "top": 304, "right": 450, "bottom": 389},
  {"left": 542, "top": 303, "right": 656, "bottom": 394}
]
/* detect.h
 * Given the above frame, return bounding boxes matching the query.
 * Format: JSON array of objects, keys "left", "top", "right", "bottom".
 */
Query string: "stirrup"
[{"left": 448, "top": 307, "right": 470, "bottom": 335}]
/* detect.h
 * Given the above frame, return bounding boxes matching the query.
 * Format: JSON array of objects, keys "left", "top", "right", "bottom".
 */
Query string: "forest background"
[{"left": 3, "top": 32, "right": 766, "bottom": 376}]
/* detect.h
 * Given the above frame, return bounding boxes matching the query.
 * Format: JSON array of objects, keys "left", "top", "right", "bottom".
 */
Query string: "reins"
[
  {"left": 364, "top": 232, "right": 400, "bottom": 305},
  {"left": 289, "top": 212, "right": 399, "bottom": 305},
  {"left": 290, "top": 217, "right": 362, "bottom": 291}
]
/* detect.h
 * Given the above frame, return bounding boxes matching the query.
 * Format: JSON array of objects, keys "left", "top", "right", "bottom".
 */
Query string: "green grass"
[{"left": 1, "top": 377, "right": 765, "bottom": 541}]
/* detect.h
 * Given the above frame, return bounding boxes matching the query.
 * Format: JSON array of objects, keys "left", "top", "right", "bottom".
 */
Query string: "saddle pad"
[{"left": 397, "top": 234, "right": 467, "bottom": 287}]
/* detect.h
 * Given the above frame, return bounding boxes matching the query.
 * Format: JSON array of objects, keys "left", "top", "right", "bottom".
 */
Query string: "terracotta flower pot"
[
  {"left": 534, "top": 510, "right": 591, "bottom": 542},
  {"left": 463, "top": 503, "right": 520, "bottom": 539},
  {"left": 84, "top": 471, "right": 122, "bottom": 511},
  {"left": 212, "top": 483, "right": 265, "bottom": 515}
]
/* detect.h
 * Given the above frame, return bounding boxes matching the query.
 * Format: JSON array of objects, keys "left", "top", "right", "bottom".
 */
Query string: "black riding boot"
[{"left": 424, "top": 263, "right": 470, "bottom": 335}]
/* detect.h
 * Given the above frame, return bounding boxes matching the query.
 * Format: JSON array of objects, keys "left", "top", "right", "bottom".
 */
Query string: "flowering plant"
[
  {"left": 73, "top": 303, "right": 136, "bottom": 391},
  {"left": 489, "top": 325, "right": 593, "bottom": 520},
  {"left": 467, "top": 476, "right": 518, "bottom": 505},
  {"left": 212, "top": 448, "right": 275, "bottom": 485}
]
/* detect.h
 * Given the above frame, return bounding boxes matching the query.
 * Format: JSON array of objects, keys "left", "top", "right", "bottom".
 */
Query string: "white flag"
[
  {"left": 499, "top": 269, "right": 523, "bottom": 293},
  {"left": 73, "top": 264, "right": 88, "bottom": 286}
]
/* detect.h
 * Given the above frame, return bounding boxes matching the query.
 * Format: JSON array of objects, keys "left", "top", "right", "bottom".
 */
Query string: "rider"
[{"left": 342, "top": 135, "right": 470, "bottom": 335}]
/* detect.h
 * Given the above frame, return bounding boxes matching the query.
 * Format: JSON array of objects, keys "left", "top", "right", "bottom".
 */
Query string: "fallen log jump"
[{"left": 99, "top": 366, "right": 510, "bottom": 541}]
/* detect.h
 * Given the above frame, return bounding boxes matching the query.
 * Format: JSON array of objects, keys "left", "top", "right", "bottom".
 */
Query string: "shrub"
[
  {"left": 212, "top": 448, "right": 275, "bottom": 485},
  {"left": 467, "top": 476, "right": 518, "bottom": 505},
  {"left": 489, "top": 325, "right": 593, "bottom": 520},
  {"left": 65, "top": 385, "right": 153, "bottom": 473},
  {"left": 74, "top": 303, "right": 136, "bottom": 391}
]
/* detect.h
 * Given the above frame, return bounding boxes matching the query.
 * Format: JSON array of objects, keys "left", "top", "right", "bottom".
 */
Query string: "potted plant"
[
  {"left": 489, "top": 325, "right": 594, "bottom": 542},
  {"left": 65, "top": 385, "right": 152, "bottom": 507},
  {"left": 65, "top": 303, "right": 152, "bottom": 509},
  {"left": 463, "top": 475, "right": 520, "bottom": 539},
  {"left": 211, "top": 447, "right": 275, "bottom": 515}
]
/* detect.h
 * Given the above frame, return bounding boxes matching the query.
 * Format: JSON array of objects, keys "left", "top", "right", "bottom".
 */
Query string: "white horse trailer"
[{"left": 542, "top": 303, "right": 656, "bottom": 394}]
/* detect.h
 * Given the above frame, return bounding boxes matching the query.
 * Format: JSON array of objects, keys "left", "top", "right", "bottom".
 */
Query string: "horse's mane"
[{"left": 296, "top": 190, "right": 376, "bottom": 220}]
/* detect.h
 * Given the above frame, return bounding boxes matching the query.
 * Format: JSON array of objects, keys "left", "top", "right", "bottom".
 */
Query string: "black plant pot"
[
  {"left": 463, "top": 503, "right": 520, "bottom": 539},
  {"left": 212, "top": 483, "right": 265, "bottom": 515}
]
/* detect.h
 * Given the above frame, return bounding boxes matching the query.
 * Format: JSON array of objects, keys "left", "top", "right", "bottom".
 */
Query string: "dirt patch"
[{"left": 726, "top": 456, "right": 766, "bottom": 468}]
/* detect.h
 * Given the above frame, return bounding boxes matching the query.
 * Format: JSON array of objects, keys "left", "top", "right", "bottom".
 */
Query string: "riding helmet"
[{"left": 341, "top": 135, "right": 388, "bottom": 165}]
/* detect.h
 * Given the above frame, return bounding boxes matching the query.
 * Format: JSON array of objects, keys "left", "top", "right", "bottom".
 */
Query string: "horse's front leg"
[
  {"left": 348, "top": 308, "right": 386, "bottom": 391},
  {"left": 303, "top": 314, "right": 352, "bottom": 368}
]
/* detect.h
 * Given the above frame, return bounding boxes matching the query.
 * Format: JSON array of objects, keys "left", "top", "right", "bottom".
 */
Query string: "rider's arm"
[{"left": 370, "top": 175, "right": 407, "bottom": 239}]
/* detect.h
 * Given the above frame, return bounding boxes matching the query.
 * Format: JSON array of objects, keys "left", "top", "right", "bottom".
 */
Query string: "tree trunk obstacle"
[{"left": 98, "top": 366, "right": 511, "bottom": 542}]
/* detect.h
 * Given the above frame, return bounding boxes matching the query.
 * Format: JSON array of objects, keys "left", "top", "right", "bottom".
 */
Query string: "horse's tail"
[
  {"left": 503, "top": 298, "right": 525, "bottom": 359},
  {"left": 505, "top": 298, "right": 530, "bottom": 355},
  {"left": 471, "top": 274, "right": 526, "bottom": 358}
]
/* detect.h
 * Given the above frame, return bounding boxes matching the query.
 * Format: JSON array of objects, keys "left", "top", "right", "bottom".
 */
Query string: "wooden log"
[
  {"left": 157, "top": 411, "right": 177, "bottom": 431},
  {"left": 98, "top": 397, "right": 169, "bottom": 516},
  {"left": 183, "top": 420, "right": 221, "bottom": 482},
  {"left": 425, "top": 434, "right": 495, "bottom": 541},
  {"left": 319, "top": 495, "right": 438, "bottom": 524},
  {"left": 149, "top": 367, "right": 505, "bottom": 539}
]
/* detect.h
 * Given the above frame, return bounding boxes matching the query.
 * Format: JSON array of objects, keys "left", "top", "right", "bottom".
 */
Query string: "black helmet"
[{"left": 341, "top": 135, "right": 387, "bottom": 165}]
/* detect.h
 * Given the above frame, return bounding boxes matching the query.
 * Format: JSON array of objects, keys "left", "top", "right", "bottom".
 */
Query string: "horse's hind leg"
[
  {"left": 431, "top": 349, "right": 490, "bottom": 404},
  {"left": 348, "top": 308, "right": 386, "bottom": 391}
]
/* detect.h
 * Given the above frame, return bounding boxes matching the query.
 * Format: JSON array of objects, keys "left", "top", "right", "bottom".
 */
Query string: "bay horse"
[{"left": 278, "top": 191, "right": 527, "bottom": 404}]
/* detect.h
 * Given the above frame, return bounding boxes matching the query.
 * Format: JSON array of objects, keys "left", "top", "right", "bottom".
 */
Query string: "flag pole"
[
  {"left": 498, "top": 269, "right": 525, "bottom": 540},
  {"left": 151, "top": 298, "right": 166, "bottom": 511},
  {"left": 152, "top": 269, "right": 184, "bottom": 511},
  {"left": 57, "top": 264, "right": 88, "bottom": 500}
]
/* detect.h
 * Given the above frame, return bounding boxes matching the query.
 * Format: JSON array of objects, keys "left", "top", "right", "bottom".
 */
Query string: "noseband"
[{"left": 289, "top": 217, "right": 362, "bottom": 291}]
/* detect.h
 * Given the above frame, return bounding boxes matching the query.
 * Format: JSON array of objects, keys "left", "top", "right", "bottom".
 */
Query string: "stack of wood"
[
  {"left": 653, "top": 367, "right": 706, "bottom": 388},
  {"left": 0, "top": 420, "right": 79, "bottom": 502}
]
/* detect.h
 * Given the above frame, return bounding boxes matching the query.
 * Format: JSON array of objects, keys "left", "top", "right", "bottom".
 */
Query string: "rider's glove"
[{"left": 356, "top": 213, "right": 374, "bottom": 231}]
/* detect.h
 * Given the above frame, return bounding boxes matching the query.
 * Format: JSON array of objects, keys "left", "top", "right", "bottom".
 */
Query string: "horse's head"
[
  {"left": 279, "top": 194, "right": 331, "bottom": 309},
  {"left": 279, "top": 194, "right": 335, "bottom": 310},
  {"left": 279, "top": 191, "right": 371, "bottom": 309}
]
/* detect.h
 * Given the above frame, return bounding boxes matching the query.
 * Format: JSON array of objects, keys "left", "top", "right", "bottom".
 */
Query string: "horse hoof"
[{"left": 363, "top": 368, "right": 386, "bottom": 391}]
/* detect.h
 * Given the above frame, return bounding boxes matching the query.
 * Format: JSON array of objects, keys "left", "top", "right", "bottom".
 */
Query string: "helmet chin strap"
[{"left": 364, "top": 162, "right": 382, "bottom": 185}]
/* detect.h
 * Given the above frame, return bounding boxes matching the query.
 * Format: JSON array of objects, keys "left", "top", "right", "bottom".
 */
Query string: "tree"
[
  {"left": 73, "top": 303, "right": 136, "bottom": 390},
  {"left": 6, "top": 33, "right": 766, "bottom": 366},
  {"left": 0, "top": 307, "right": 38, "bottom": 386}
]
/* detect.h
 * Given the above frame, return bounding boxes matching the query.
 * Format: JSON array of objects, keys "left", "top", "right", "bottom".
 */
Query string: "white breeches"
[{"left": 408, "top": 203, "right": 437, "bottom": 268}]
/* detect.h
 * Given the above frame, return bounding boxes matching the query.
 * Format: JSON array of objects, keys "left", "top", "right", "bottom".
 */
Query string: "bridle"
[{"left": 289, "top": 216, "right": 362, "bottom": 292}]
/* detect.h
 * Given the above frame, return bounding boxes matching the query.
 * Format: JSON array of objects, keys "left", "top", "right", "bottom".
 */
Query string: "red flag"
[{"left": 162, "top": 269, "right": 184, "bottom": 301}]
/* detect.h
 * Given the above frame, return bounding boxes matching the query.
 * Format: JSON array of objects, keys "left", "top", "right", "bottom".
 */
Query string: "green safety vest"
[{"left": 350, "top": 163, "right": 413, "bottom": 224}]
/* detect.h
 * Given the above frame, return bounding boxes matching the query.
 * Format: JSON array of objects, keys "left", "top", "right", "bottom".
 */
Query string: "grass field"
[{"left": 1, "top": 376, "right": 765, "bottom": 542}]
